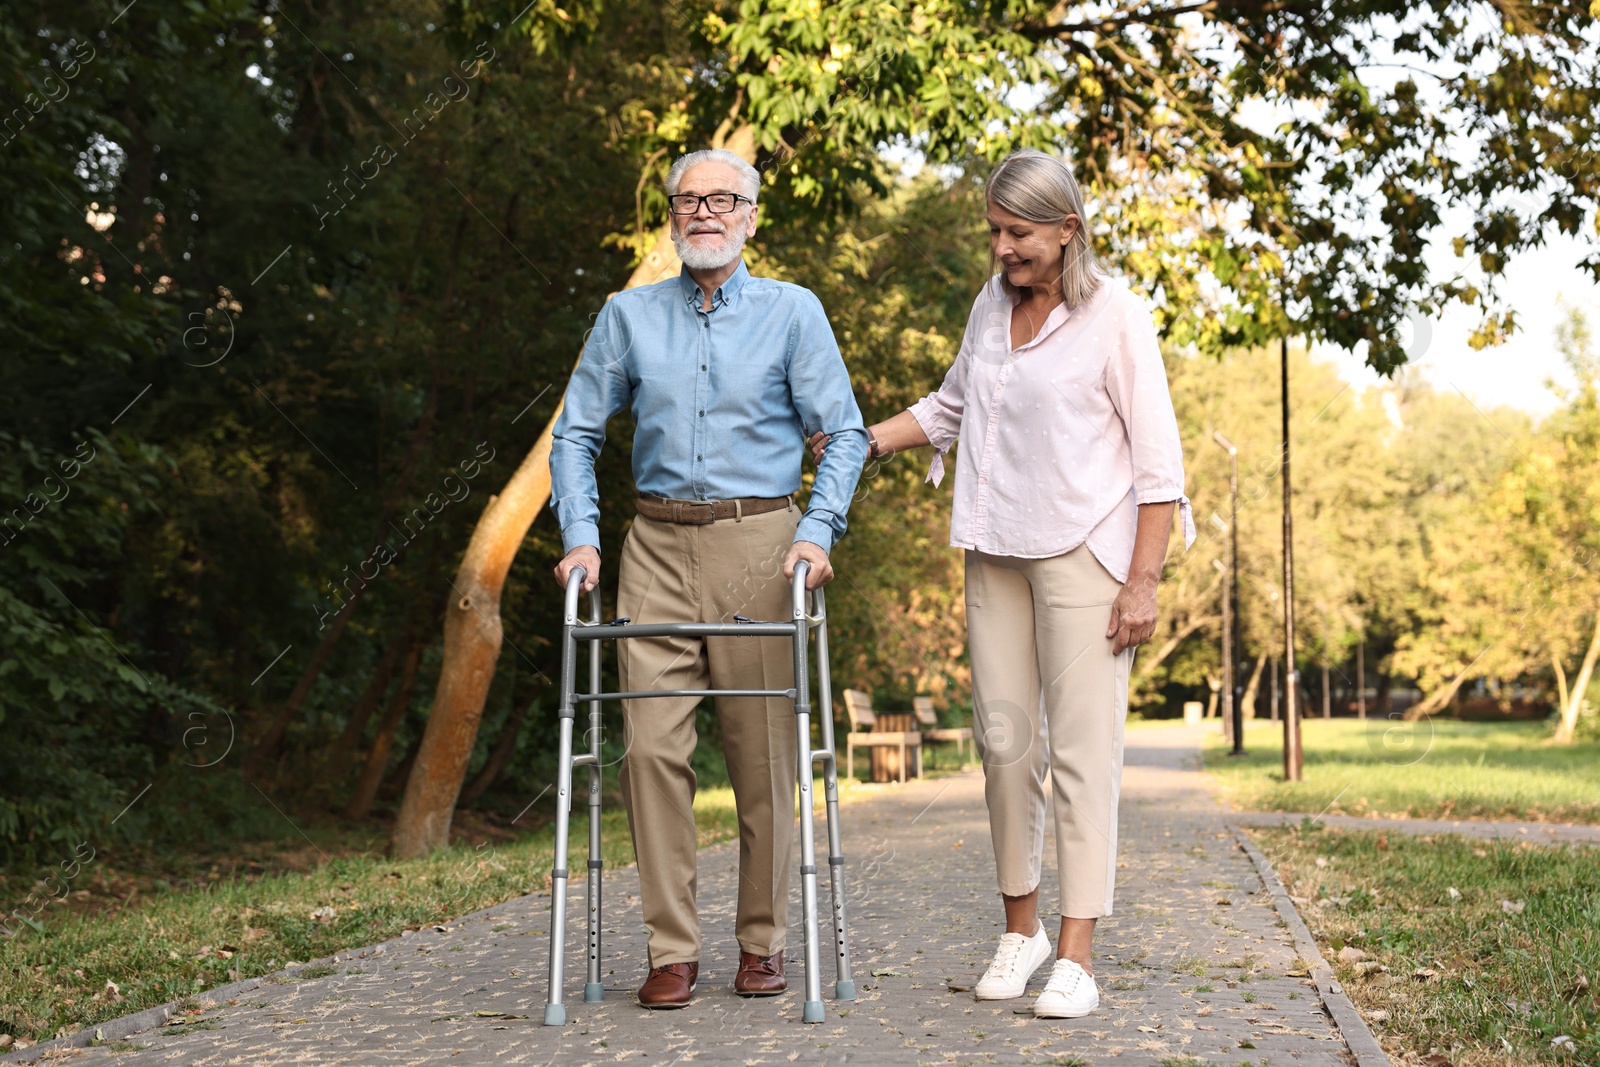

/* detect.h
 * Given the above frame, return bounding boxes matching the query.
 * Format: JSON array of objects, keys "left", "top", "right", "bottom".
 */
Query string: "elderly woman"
[{"left": 815, "top": 148, "right": 1192, "bottom": 1017}]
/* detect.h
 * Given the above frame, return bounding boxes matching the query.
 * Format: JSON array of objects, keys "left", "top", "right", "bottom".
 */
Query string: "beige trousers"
[
  {"left": 615, "top": 504, "right": 799, "bottom": 967},
  {"left": 965, "top": 545, "right": 1133, "bottom": 919}
]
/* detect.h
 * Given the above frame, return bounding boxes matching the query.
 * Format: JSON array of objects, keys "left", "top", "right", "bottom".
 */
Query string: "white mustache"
[{"left": 686, "top": 223, "right": 726, "bottom": 235}]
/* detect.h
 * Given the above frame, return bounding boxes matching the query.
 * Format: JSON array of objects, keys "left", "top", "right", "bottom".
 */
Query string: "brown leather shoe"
[
  {"left": 734, "top": 950, "right": 786, "bottom": 996},
  {"left": 638, "top": 962, "right": 698, "bottom": 1008}
]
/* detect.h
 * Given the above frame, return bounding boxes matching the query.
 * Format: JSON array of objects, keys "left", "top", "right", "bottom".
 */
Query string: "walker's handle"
[
  {"left": 564, "top": 567, "right": 601, "bottom": 626},
  {"left": 791, "top": 559, "right": 810, "bottom": 618},
  {"left": 564, "top": 567, "right": 586, "bottom": 626}
]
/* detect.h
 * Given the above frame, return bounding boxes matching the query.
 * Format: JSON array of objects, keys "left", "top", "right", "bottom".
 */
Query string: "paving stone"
[{"left": 41, "top": 725, "right": 1358, "bottom": 1066}]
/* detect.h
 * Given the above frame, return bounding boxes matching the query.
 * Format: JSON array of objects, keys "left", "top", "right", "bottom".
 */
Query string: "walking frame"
[{"left": 542, "top": 560, "right": 857, "bottom": 1026}]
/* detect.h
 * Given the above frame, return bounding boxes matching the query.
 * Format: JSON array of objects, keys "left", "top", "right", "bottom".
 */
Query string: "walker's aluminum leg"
[
  {"left": 544, "top": 711, "right": 576, "bottom": 1023},
  {"left": 544, "top": 572, "right": 587, "bottom": 1026},
  {"left": 584, "top": 588, "right": 604, "bottom": 1003},
  {"left": 791, "top": 568, "right": 826, "bottom": 1024},
  {"left": 811, "top": 587, "right": 856, "bottom": 1000}
]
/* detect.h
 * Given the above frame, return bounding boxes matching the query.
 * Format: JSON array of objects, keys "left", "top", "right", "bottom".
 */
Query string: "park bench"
[
  {"left": 911, "top": 695, "right": 973, "bottom": 766},
  {"left": 840, "top": 689, "right": 922, "bottom": 783}
]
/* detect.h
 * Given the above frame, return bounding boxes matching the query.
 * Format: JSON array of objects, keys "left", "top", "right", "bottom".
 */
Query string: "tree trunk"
[
  {"left": 243, "top": 600, "right": 360, "bottom": 779},
  {"left": 459, "top": 693, "right": 529, "bottom": 805},
  {"left": 345, "top": 637, "right": 424, "bottom": 820},
  {"left": 1553, "top": 651, "right": 1570, "bottom": 721},
  {"left": 1405, "top": 663, "right": 1474, "bottom": 720},
  {"left": 1241, "top": 651, "right": 1267, "bottom": 721},
  {"left": 1129, "top": 612, "right": 1219, "bottom": 695},
  {"left": 329, "top": 637, "right": 403, "bottom": 765},
  {"left": 1554, "top": 612, "right": 1600, "bottom": 744},
  {"left": 390, "top": 126, "right": 758, "bottom": 858}
]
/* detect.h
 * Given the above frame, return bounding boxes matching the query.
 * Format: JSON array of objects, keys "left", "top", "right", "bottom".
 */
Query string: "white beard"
[{"left": 672, "top": 221, "right": 749, "bottom": 271}]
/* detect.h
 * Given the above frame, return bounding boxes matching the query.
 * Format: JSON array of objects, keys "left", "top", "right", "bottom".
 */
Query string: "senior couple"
[{"left": 548, "top": 147, "right": 1193, "bottom": 1017}]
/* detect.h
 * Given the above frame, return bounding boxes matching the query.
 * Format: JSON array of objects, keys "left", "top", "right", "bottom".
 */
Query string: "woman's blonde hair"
[{"left": 987, "top": 148, "right": 1104, "bottom": 309}]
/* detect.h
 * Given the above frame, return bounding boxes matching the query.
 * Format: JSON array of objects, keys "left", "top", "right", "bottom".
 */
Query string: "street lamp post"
[
  {"left": 1212, "top": 430, "right": 1244, "bottom": 756},
  {"left": 1281, "top": 336, "right": 1304, "bottom": 781}
]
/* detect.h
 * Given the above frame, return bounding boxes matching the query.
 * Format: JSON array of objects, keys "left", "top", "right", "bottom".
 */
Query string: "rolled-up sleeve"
[
  {"left": 550, "top": 300, "right": 632, "bottom": 554},
  {"left": 787, "top": 292, "right": 867, "bottom": 550},
  {"left": 1105, "top": 295, "right": 1196, "bottom": 549}
]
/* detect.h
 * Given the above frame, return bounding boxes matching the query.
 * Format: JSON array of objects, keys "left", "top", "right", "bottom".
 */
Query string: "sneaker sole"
[{"left": 1033, "top": 1004, "right": 1097, "bottom": 1018}]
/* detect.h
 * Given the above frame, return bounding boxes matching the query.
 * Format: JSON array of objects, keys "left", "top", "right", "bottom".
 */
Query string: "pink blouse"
[{"left": 907, "top": 274, "right": 1194, "bottom": 582}]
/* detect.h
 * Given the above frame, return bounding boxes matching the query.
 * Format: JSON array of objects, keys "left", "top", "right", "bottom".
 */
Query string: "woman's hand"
[
  {"left": 1106, "top": 574, "right": 1159, "bottom": 654},
  {"left": 808, "top": 430, "right": 831, "bottom": 465}
]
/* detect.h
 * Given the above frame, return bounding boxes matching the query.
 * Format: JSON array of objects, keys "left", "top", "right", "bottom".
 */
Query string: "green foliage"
[
  {"left": 0, "top": 788, "right": 743, "bottom": 1042},
  {"left": 1256, "top": 823, "right": 1600, "bottom": 1063},
  {"left": 1203, "top": 719, "right": 1600, "bottom": 824}
]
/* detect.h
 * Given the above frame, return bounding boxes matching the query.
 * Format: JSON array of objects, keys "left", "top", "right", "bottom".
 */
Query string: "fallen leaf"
[
  {"left": 1337, "top": 946, "right": 1368, "bottom": 964},
  {"left": 1552, "top": 1035, "right": 1575, "bottom": 1050},
  {"left": 1364, "top": 1009, "right": 1389, "bottom": 1022},
  {"left": 1376, "top": 832, "right": 1388, "bottom": 851},
  {"left": 871, "top": 968, "right": 906, "bottom": 978},
  {"left": 1500, "top": 899, "right": 1525, "bottom": 915},
  {"left": 242, "top": 926, "right": 268, "bottom": 943},
  {"left": 1314, "top": 857, "right": 1328, "bottom": 868},
  {"left": 1419, "top": 1055, "right": 1454, "bottom": 1067},
  {"left": 1137, "top": 1024, "right": 1160, "bottom": 1032},
  {"left": 1446, "top": 887, "right": 1461, "bottom": 902},
  {"left": 1413, "top": 968, "right": 1437, "bottom": 981}
]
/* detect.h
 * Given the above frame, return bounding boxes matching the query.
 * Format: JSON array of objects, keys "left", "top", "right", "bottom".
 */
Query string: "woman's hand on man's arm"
[{"left": 809, "top": 409, "right": 932, "bottom": 465}]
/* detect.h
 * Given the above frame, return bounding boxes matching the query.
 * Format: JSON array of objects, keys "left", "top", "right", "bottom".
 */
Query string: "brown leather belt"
[{"left": 635, "top": 493, "right": 792, "bottom": 525}]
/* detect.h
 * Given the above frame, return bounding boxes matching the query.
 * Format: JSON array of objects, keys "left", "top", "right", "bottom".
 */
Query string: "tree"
[{"left": 395, "top": 0, "right": 1600, "bottom": 852}]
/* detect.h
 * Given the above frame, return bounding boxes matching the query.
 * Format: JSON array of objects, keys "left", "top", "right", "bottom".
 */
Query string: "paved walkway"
[{"left": 16, "top": 725, "right": 1365, "bottom": 1065}]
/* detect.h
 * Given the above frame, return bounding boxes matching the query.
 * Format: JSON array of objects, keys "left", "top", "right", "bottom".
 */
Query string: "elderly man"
[{"left": 549, "top": 149, "right": 868, "bottom": 1009}]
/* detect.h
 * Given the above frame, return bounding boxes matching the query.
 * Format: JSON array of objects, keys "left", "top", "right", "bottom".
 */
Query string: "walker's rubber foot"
[
  {"left": 583, "top": 982, "right": 604, "bottom": 1002},
  {"left": 543, "top": 1003, "right": 566, "bottom": 1026},
  {"left": 802, "top": 1000, "right": 826, "bottom": 1024},
  {"left": 834, "top": 979, "right": 856, "bottom": 1001}
]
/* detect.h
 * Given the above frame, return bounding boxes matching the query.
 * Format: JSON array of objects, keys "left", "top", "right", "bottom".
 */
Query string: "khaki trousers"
[
  {"left": 965, "top": 545, "right": 1133, "bottom": 919},
  {"left": 615, "top": 504, "right": 799, "bottom": 967}
]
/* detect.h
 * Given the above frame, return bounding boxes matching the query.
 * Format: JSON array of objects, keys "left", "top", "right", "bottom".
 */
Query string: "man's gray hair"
[
  {"left": 666, "top": 149, "right": 760, "bottom": 203},
  {"left": 987, "top": 148, "right": 1104, "bottom": 310}
]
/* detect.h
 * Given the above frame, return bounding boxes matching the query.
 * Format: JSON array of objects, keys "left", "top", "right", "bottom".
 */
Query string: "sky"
[{"left": 1317, "top": 229, "right": 1599, "bottom": 419}]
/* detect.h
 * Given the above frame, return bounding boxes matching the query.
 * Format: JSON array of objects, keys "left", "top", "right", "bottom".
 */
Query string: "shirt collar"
[{"left": 678, "top": 258, "right": 751, "bottom": 311}]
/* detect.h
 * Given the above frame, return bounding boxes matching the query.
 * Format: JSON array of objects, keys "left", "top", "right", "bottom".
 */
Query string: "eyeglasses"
[{"left": 667, "top": 192, "right": 752, "bottom": 215}]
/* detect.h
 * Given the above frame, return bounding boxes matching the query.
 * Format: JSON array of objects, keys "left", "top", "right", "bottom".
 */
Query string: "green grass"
[
  {"left": 1249, "top": 822, "right": 1599, "bottom": 1065},
  {"left": 1201, "top": 719, "right": 1600, "bottom": 824},
  {"left": 0, "top": 787, "right": 743, "bottom": 1046}
]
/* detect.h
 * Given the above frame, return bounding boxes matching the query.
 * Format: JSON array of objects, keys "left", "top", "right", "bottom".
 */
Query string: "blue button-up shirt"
[{"left": 550, "top": 260, "right": 868, "bottom": 553}]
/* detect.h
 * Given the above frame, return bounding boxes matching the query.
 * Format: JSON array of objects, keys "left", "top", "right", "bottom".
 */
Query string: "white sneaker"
[
  {"left": 1033, "top": 958, "right": 1100, "bottom": 1018},
  {"left": 974, "top": 926, "right": 1053, "bottom": 1000}
]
